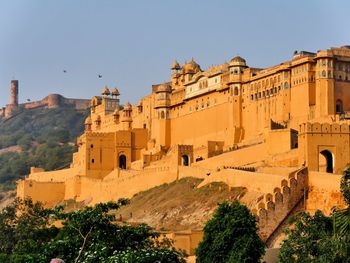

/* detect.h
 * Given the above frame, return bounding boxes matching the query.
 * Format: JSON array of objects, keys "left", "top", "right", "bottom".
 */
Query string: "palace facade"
[{"left": 17, "top": 45, "right": 350, "bottom": 241}]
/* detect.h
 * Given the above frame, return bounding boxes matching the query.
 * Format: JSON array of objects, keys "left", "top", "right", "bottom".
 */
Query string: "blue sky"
[{"left": 0, "top": 0, "right": 349, "bottom": 106}]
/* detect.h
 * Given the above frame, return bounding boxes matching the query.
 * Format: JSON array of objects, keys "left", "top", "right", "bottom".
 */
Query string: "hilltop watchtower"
[{"left": 5, "top": 80, "right": 19, "bottom": 117}]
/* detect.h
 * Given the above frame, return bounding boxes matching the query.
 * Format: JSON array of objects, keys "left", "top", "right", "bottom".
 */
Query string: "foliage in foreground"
[
  {"left": 0, "top": 198, "right": 186, "bottom": 263},
  {"left": 195, "top": 200, "right": 265, "bottom": 263},
  {"left": 278, "top": 166, "right": 350, "bottom": 262}
]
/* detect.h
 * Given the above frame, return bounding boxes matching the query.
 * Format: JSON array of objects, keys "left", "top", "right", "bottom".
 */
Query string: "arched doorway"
[
  {"left": 118, "top": 154, "right": 126, "bottom": 169},
  {"left": 182, "top": 155, "right": 189, "bottom": 166},
  {"left": 336, "top": 99, "right": 343, "bottom": 113},
  {"left": 319, "top": 150, "right": 333, "bottom": 173}
]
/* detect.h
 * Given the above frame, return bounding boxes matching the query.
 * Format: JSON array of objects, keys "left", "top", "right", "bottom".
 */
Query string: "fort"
[
  {"left": 0, "top": 80, "right": 90, "bottom": 118},
  {"left": 17, "top": 45, "right": 350, "bottom": 245}
]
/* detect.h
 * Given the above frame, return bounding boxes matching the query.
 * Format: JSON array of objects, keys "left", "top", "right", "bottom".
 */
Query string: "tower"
[
  {"left": 154, "top": 84, "right": 171, "bottom": 148},
  {"left": 121, "top": 102, "right": 133, "bottom": 130},
  {"left": 229, "top": 57, "right": 247, "bottom": 143},
  {"left": 315, "top": 52, "right": 335, "bottom": 118},
  {"left": 10, "top": 80, "right": 19, "bottom": 106},
  {"left": 5, "top": 80, "right": 19, "bottom": 117}
]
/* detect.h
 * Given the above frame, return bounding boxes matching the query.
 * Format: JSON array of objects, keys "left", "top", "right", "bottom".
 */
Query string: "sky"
[{"left": 0, "top": 0, "right": 349, "bottom": 106}]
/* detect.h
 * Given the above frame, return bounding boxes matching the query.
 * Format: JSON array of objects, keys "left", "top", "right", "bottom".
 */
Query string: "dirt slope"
[{"left": 117, "top": 177, "right": 246, "bottom": 231}]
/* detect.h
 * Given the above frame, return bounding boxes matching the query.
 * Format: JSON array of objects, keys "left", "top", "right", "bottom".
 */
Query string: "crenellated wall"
[{"left": 253, "top": 167, "right": 307, "bottom": 240}]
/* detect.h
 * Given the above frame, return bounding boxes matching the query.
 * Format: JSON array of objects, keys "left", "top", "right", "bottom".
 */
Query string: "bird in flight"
[
  {"left": 26, "top": 99, "right": 31, "bottom": 102},
  {"left": 98, "top": 74, "right": 102, "bottom": 78},
  {"left": 63, "top": 70, "right": 67, "bottom": 73}
]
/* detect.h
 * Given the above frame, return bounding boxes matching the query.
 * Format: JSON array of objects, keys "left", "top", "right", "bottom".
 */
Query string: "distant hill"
[{"left": 0, "top": 106, "right": 88, "bottom": 192}]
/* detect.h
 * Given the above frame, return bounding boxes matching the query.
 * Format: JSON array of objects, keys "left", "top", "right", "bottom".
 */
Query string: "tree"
[
  {"left": 334, "top": 166, "right": 350, "bottom": 235},
  {"left": 279, "top": 167, "right": 350, "bottom": 263},
  {"left": 0, "top": 198, "right": 186, "bottom": 263},
  {"left": 278, "top": 211, "right": 334, "bottom": 263},
  {"left": 0, "top": 198, "right": 59, "bottom": 262},
  {"left": 196, "top": 201, "right": 265, "bottom": 263}
]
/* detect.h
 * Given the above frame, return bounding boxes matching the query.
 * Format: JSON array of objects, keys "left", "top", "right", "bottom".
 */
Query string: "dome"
[
  {"left": 101, "top": 86, "right": 110, "bottom": 96},
  {"left": 84, "top": 116, "right": 92, "bottom": 125},
  {"left": 111, "top": 87, "right": 120, "bottom": 96},
  {"left": 230, "top": 56, "right": 247, "bottom": 66},
  {"left": 182, "top": 58, "right": 201, "bottom": 74},
  {"left": 124, "top": 102, "right": 132, "bottom": 110},
  {"left": 113, "top": 108, "right": 120, "bottom": 115},
  {"left": 171, "top": 60, "right": 181, "bottom": 70}
]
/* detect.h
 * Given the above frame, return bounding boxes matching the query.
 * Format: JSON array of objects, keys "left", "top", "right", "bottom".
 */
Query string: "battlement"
[
  {"left": 1, "top": 80, "right": 90, "bottom": 119},
  {"left": 253, "top": 167, "right": 308, "bottom": 241},
  {"left": 299, "top": 122, "right": 350, "bottom": 134}
]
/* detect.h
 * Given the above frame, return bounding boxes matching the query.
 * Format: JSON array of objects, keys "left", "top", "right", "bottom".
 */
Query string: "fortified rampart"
[
  {"left": 21, "top": 94, "right": 90, "bottom": 111},
  {"left": 0, "top": 80, "right": 90, "bottom": 118}
]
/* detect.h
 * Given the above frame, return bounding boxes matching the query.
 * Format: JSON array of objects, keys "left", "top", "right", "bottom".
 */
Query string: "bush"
[{"left": 196, "top": 201, "right": 265, "bottom": 263}]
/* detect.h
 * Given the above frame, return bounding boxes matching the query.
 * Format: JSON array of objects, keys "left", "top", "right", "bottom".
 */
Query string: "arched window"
[
  {"left": 161, "top": 111, "right": 165, "bottom": 119},
  {"left": 319, "top": 150, "right": 334, "bottom": 173},
  {"left": 322, "top": 70, "right": 326, "bottom": 77},
  {"left": 336, "top": 99, "right": 343, "bottom": 113},
  {"left": 118, "top": 154, "right": 126, "bottom": 169}
]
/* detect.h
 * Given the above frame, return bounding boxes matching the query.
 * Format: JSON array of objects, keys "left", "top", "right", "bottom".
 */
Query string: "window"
[
  {"left": 92, "top": 159, "right": 95, "bottom": 163},
  {"left": 234, "top": 87, "right": 239, "bottom": 96},
  {"left": 336, "top": 99, "right": 343, "bottom": 113}
]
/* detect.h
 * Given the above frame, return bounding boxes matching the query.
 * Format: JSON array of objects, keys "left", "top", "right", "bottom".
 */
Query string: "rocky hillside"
[{"left": 117, "top": 177, "right": 247, "bottom": 231}]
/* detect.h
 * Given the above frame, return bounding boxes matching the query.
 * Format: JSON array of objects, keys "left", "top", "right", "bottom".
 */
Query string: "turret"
[
  {"left": 113, "top": 108, "right": 120, "bottom": 123},
  {"left": 111, "top": 87, "right": 120, "bottom": 98},
  {"left": 171, "top": 60, "right": 182, "bottom": 88},
  {"left": 121, "top": 102, "right": 133, "bottom": 130},
  {"left": 154, "top": 84, "right": 171, "bottom": 148},
  {"left": 182, "top": 58, "right": 202, "bottom": 82},
  {"left": 94, "top": 115, "right": 101, "bottom": 129},
  {"left": 84, "top": 116, "right": 92, "bottom": 131},
  {"left": 229, "top": 56, "right": 247, "bottom": 75},
  {"left": 154, "top": 84, "right": 171, "bottom": 119},
  {"left": 101, "top": 86, "right": 111, "bottom": 97}
]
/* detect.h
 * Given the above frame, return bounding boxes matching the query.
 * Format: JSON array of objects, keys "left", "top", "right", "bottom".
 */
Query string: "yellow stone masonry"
[{"left": 17, "top": 45, "right": 350, "bottom": 241}]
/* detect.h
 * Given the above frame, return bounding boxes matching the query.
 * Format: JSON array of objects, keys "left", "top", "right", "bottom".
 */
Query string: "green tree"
[
  {"left": 278, "top": 211, "right": 334, "bottom": 263},
  {"left": 196, "top": 201, "right": 265, "bottom": 263},
  {"left": 0, "top": 198, "right": 186, "bottom": 263},
  {"left": 279, "top": 167, "right": 350, "bottom": 263},
  {"left": 334, "top": 166, "right": 350, "bottom": 235},
  {"left": 0, "top": 198, "right": 59, "bottom": 261}
]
